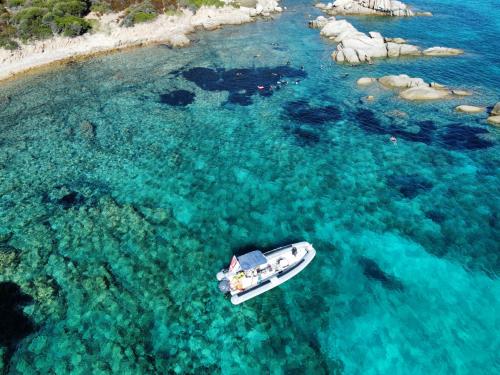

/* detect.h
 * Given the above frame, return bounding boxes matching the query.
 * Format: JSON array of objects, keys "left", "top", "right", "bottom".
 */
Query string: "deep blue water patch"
[
  {"left": 388, "top": 174, "right": 433, "bottom": 199},
  {"left": 355, "top": 108, "right": 385, "bottom": 134},
  {"left": 159, "top": 90, "right": 195, "bottom": 107},
  {"left": 440, "top": 124, "right": 494, "bottom": 150},
  {"left": 358, "top": 257, "right": 404, "bottom": 291},
  {"left": 292, "top": 127, "right": 321, "bottom": 146},
  {"left": 356, "top": 109, "right": 437, "bottom": 145},
  {"left": 0, "top": 282, "right": 35, "bottom": 370},
  {"left": 284, "top": 100, "right": 342, "bottom": 125},
  {"left": 425, "top": 210, "right": 446, "bottom": 224},
  {"left": 392, "top": 120, "right": 436, "bottom": 145},
  {"left": 177, "top": 66, "right": 306, "bottom": 106}
]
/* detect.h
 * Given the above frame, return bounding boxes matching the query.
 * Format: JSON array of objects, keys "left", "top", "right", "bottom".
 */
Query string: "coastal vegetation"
[{"left": 0, "top": 0, "right": 224, "bottom": 49}]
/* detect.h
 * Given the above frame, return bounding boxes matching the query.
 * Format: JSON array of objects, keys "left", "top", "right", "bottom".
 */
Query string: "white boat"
[{"left": 217, "top": 241, "right": 316, "bottom": 305}]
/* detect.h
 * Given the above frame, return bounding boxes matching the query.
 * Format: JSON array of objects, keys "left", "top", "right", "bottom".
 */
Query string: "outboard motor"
[{"left": 218, "top": 279, "right": 231, "bottom": 293}]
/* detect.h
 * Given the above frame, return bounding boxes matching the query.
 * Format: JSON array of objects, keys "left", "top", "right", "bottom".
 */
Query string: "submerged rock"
[
  {"left": 388, "top": 174, "right": 433, "bottom": 199},
  {"left": 423, "top": 47, "right": 464, "bottom": 56},
  {"left": 283, "top": 100, "right": 342, "bottom": 124},
  {"left": 455, "top": 105, "right": 485, "bottom": 114},
  {"left": 159, "top": 90, "right": 195, "bottom": 107},
  {"left": 358, "top": 257, "right": 404, "bottom": 291},
  {"left": 79, "top": 120, "right": 96, "bottom": 139},
  {"left": 452, "top": 89, "right": 472, "bottom": 96},
  {"left": 441, "top": 124, "right": 493, "bottom": 150}
]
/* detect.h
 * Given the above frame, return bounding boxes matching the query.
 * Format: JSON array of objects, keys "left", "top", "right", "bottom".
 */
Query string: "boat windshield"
[{"left": 237, "top": 251, "right": 267, "bottom": 270}]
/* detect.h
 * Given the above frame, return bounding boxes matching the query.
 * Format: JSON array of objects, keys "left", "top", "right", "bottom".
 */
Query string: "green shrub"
[
  {"left": 89, "top": 1, "right": 110, "bottom": 14},
  {"left": 13, "top": 6, "right": 52, "bottom": 40},
  {"left": 132, "top": 11, "right": 155, "bottom": 23},
  {"left": 7, "top": 0, "right": 25, "bottom": 7},
  {"left": 180, "top": 0, "right": 223, "bottom": 8},
  {"left": 0, "top": 36, "right": 18, "bottom": 49},
  {"left": 52, "top": 1, "right": 88, "bottom": 17},
  {"left": 55, "top": 14, "right": 89, "bottom": 35},
  {"left": 121, "top": 1, "right": 157, "bottom": 27}
]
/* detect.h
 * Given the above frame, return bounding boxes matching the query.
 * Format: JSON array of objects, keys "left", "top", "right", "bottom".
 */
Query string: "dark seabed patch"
[
  {"left": 42, "top": 185, "right": 87, "bottom": 210},
  {"left": 159, "top": 90, "right": 195, "bottom": 107},
  {"left": 392, "top": 120, "right": 436, "bottom": 145},
  {"left": 426, "top": 210, "right": 446, "bottom": 224},
  {"left": 440, "top": 124, "right": 494, "bottom": 150},
  {"left": 0, "top": 282, "right": 35, "bottom": 370},
  {"left": 284, "top": 100, "right": 342, "bottom": 125},
  {"left": 177, "top": 66, "right": 306, "bottom": 106},
  {"left": 355, "top": 108, "right": 386, "bottom": 134},
  {"left": 358, "top": 257, "right": 404, "bottom": 291},
  {"left": 388, "top": 174, "right": 433, "bottom": 199}
]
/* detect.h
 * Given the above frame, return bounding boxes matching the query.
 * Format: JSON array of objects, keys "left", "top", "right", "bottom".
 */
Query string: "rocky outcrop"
[
  {"left": 316, "top": 17, "right": 421, "bottom": 63},
  {"left": 487, "top": 103, "right": 500, "bottom": 126},
  {"left": 399, "top": 86, "right": 450, "bottom": 100},
  {"left": 312, "top": 16, "right": 464, "bottom": 65},
  {"left": 357, "top": 74, "right": 472, "bottom": 102},
  {"left": 423, "top": 47, "right": 464, "bottom": 56},
  {"left": 455, "top": 105, "right": 485, "bottom": 114},
  {"left": 315, "top": 0, "right": 416, "bottom": 17},
  {"left": 378, "top": 74, "right": 426, "bottom": 88}
]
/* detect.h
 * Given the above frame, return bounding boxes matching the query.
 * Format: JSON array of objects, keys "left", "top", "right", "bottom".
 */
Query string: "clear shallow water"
[{"left": 0, "top": 0, "right": 499, "bottom": 373}]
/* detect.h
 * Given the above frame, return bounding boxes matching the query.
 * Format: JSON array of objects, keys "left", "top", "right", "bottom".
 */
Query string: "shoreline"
[{"left": 0, "top": 2, "right": 282, "bottom": 84}]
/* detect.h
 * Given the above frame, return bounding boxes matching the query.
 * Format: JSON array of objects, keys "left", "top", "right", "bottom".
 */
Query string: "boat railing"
[{"left": 263, "top": 244, "right": 292, "bottom": 256}]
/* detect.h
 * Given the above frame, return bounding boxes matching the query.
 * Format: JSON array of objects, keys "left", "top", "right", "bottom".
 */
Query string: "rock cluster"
[
  {"left": 315, "top": 0, "right": 416, "bottom": 17},
  {"left": 455, "top": 105, "right": 485, "bottom": 114},
  {"left": 357, "top": 74, "right": 471, "bottom": 101},
  {"left": 313, "top": 16, "right": 464, "bottom": 64},
  {"left": 487, "top": 102, "right": 500, "bottom": 126}
]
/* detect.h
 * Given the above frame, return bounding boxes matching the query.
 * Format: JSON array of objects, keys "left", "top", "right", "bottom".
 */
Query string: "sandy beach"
[{"left": 0, "top": 1, "right": 282, "bottom": 82}]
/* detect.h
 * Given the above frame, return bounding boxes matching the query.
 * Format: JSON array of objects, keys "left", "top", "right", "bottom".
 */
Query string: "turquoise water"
[{"left": 1, "top": 0, "right": 499, "bottom": 373}]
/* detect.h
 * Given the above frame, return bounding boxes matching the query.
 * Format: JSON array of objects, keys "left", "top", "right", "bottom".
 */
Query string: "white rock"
[
  {"left": 386, "top": 42, "right": 400, "bottom": 57},
  {"left": 309, "top": 16, "right": 329, "bottom": 29},
  {"left": 399, "top": 44, "right": 421, "bottom": 55},
  {"left": 378, "top": 74, "right": 426, "bottom": 88},
  {"left": 487, "top": 116, "right": 500, "bottom": 126},
  {"left": 343, "top": 47, "right": 360, "bottom": 63},
  {"left": 385, "top": 37, "right": 406, "bottom": 44},
  {"left": 369, "top": 31, "right": 383, "bottom": 39},
  {"left": 333, "top": 50, "right": 345, "bottom": 62},
  {"left": 452, "top": 89, "right": 472, "bottom": 96},
  {"left": 455, "top": 105, "right": 485, "bottom": 114},
  {"left": 357, "top": 77, "right": 376, "bottom": 85},
  {"left": 400, "top": 86, "right": 450, "bottom": 100},
  {"left": 491, "top": 102, "right": 500, "bottom": 115},
  {"left": 320, "top": 19, "right": 356, "bottom": 37},
  {"left": 423, "top": 47, "right": 464, "bottom": 56},
  {"left": 430, "top": 82, "right": 446, "bottom": 89}
]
